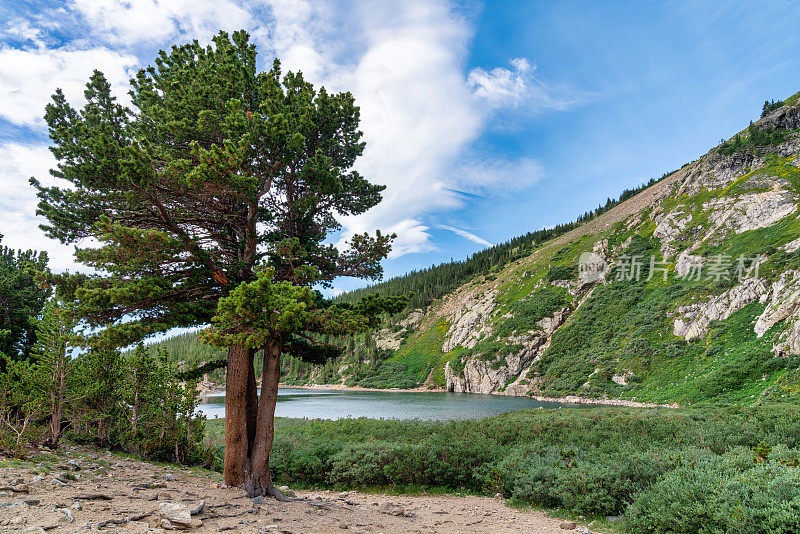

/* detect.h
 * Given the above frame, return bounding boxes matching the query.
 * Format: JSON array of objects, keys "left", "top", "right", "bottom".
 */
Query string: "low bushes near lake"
[{"left": 206, "top": 403, "right": 800, "bottom": 532}]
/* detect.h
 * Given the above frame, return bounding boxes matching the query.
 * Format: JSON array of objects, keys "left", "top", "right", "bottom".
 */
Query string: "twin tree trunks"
[{"left": 224, "top": 340, "right": 286, "bottom": 499}]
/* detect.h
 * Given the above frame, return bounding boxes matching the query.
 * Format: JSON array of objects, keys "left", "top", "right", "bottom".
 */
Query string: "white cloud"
[
  {"left": 469, "top": 57, "right": 533, "bottom": 106},
  {"left": 384, "top": 219, "right": 434, "bottom": 259},
  {"left": 469, "top": 57, "right": 581, "bottom": 112},
  {"left": 258, "top": 1, "right": 576, "bottom": 258},
  {"left": 0, "top": 46, "right": 138, "bottom": 127},
  {"left": 69, "top": 0, "right": 255, "bottom": 45},
  {"left": 455, "top": 157, "right": 544, "bottom": 193},
  {"left": 439, "top": 225, "right": 493, "bottom": 247},
  {"left": 3, "top": 18, "right": 50, "bottom": 49},
  {"left": 0, "top": 0, "right": 580, "bottom": 270},
  {"left": 0, "top": 143, "right": 79, "bottom": 271},
  {"left": 328, "top": 287, "right": 345, "bottom": 297}
]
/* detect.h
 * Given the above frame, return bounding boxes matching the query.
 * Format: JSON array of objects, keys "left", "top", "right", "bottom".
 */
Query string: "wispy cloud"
[
  {"left": 439, "top": 225, "right": 493, "bottom": 247},
  {"left": 468, "top": 57, "right": 584, "bottom": 112}
]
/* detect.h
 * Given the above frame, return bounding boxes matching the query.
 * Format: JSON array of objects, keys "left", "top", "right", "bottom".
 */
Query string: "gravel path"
[{"left": 0, "top": 445, "right": 598, "bottom": 533}]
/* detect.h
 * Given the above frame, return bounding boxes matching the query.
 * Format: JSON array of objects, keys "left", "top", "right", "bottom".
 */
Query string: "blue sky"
[{"left": 2, "top": 1, "right": 800, "bottom": 295}]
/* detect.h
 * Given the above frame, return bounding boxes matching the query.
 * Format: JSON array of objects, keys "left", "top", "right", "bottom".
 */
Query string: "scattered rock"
[
  {"left": 0, "top": 483, "right": 30, "bottom": 493},
  {"left": 55, "top": 472, "right": 77, "bottom": 483},
  {"left": 59, "top": 508, "right": 75, "bottom": 524},
  {"left": 607, "top": 515, "right": 621, "bottom": 523},
  {"left": 252, "top": 496, "right": 264, "bottom": 505},
  {"left": 75, "top": 493, "right": 113, "bottom": 500},
  {"left": 133, "top": 481, "right": 166, "bottom": 489},
  {"left": 278, "top": 485, "right": 296, "bottom": 498},
  {"left": 158, "top": 492, "right": 173, "bottom": 501},
  {"left": 560, "top": 521, "right": 577, "bottom": 530},
  {"left": 159, "top": 502, "right": 202, "bottom": 529},
  {"left": 145, "top": 491, "right": 160, "bottom": 501},
  {"left": 377, "top": 502, "right": 406, "bottom": 517},
  {"left": 190, "top": 501, "right": 205, "bottom": 516},
  {"left": 165, "top": 473, "right": 176, "bottom": 481},
  {"left": 70, "top": 501, "right": 83, "bottom": 511}
]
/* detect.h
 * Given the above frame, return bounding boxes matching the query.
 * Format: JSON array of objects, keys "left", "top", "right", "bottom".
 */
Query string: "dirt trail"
[{"left": 0, "top": 445, "right": 598, "bottom": 533}]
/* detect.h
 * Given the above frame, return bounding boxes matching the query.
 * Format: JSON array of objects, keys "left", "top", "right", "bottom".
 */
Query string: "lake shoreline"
[{"left": 200, "top": 382, "right": 675, "bottom": 408}]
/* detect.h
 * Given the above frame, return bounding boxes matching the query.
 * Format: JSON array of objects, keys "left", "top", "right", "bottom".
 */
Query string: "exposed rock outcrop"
[
  {"left": 442, "top": 290, "right": 497, "bottom": 352},
  {"left": 376, "top": 309, "right": 424, "bottom": 351},
  {"left": 445, "top": 306, "right": 570, "bottom": 394},
  {"left": 703, "top": 189, "right": 796, "bottom": 238},
  {"left": 673, "top": 277, "right": 769, "bottom": 340},
  {"left": 755, "top": 270, "right": 800, "bottom": 354}
]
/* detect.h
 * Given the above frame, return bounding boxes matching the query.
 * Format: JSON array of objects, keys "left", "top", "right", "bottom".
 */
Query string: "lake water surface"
[{"left": 198, "top": 388, "right": 587, "bottom": 421}]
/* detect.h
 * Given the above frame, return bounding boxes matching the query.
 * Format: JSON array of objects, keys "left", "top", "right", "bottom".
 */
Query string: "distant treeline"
[
  {"left": 146, "top": 330, "right": 227, "bottom": 382},
  {"left": 337, "top": 169, "right": 679, "bottom": 310}
]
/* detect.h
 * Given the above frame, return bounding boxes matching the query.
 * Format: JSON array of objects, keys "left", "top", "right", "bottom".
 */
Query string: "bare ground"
[{"left": 0, "top": 445, "right": 598, "bottom": 534}]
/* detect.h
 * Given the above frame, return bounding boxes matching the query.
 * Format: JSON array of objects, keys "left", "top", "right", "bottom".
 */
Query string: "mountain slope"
[{"left": 337, "top": 91, "right": 800, "bottom": 405}]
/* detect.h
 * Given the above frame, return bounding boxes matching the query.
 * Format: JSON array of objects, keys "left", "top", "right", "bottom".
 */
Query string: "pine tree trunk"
[
  {"left": 132, "top": 389, "right": 139, "bottom": 435},
  {"left": 48, "top": 365, "right": 65, "bottom": 448},
  {"left": 224, "top": 340, "right": 289, "bottom": 499},
  {"left": 223, "top": 343, "right": 253, "bottom": 487},
  {"left": 245, "top": 337, "right": 286, "bottom": 498}
]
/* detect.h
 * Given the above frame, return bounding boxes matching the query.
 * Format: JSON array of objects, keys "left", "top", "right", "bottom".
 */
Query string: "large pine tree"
[{"left": 33, "top": 30, "right": 393, "bottom": 496}]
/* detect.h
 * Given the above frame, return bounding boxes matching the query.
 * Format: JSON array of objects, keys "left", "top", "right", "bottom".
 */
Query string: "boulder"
[{"left": 159, "top": 502, "right": 202, "bottom": 529}]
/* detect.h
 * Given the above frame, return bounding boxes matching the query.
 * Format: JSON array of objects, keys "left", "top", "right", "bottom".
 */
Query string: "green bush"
[
  {"left": 626, "top": 452, "right": 800, "bottom": 533},
  {"left": 204, "top": 404, "right": 800, "bottom": 531},
  {"left": 547, "top": 265, "right": 578, "bottom": 281}
]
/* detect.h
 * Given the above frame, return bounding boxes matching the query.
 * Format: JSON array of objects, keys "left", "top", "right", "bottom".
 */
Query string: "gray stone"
[
  {"left": 59, "top": 508, "right": 75, "bottom": 524},
  {"left": 377, "top": 502, "right": 405, "bottom": 517},
  {"left": 159, "top": 502, "right": 202, "bottom": 529}
]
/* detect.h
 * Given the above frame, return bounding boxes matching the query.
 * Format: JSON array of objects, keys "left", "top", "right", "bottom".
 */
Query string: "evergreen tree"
[
  {"left": 72, "top": 343, "right": 122, "bottom": 447},
  {"left": 33, "top": 30, "right": 393, "bottom": 495},
  {"left": 121, "top": 344, "right": 158, "bottom": 437},
  {"left": 28, "top": 299, "right": 78, "bottom": 448},
  {"left": 0, "top": 235, "right": 50, "bottom": 364},
  {"left": 202, "top": 267, "right": 405, "bottom": 494}
]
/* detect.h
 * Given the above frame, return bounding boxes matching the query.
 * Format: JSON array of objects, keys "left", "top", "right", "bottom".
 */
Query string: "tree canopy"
[
  {"left": 33, "top": 30, "right": 391, "bottom": 350},
  {"left": 0, "top": 235, "right": 50, "bottom": 362}
]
